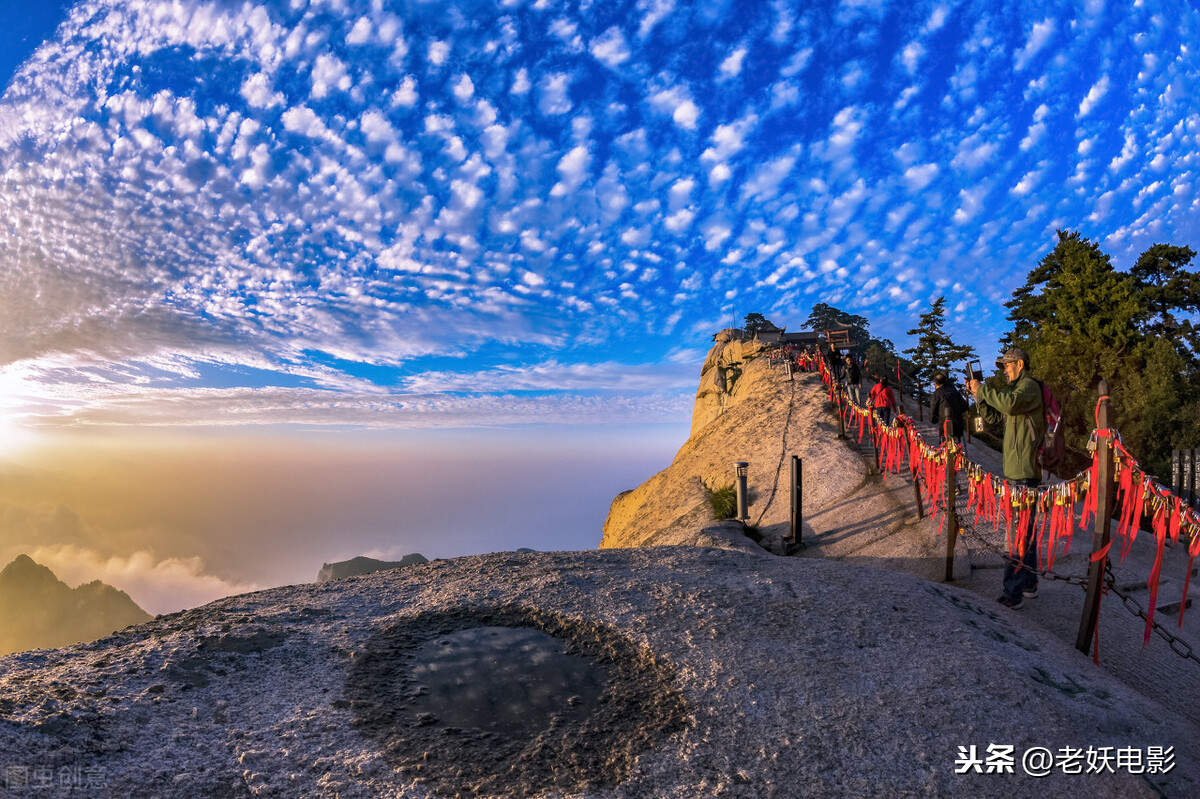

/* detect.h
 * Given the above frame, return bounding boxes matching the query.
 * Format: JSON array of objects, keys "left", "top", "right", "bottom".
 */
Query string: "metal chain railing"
[
  {"left": 932, "top": 469, "right": 1091, "bottom": 588},
  {"left": 935, "top": 425, "right": 1197, "bottom": 665},
  {"left": 808, "top": 345, "right": 1200, "bottom": 666},
  {"left": 1104, "top": 561, "right": 1200, "bottom": 665}
]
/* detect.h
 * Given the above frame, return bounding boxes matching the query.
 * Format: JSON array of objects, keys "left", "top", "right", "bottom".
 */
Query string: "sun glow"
[{"left": 0, "top": 370, "right": 44, "bottom": 457}]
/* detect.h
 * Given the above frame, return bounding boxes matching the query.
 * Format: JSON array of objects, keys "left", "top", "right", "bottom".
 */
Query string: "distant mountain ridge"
[
  {"left": 317, "top": 554, "right": 428, "bottom": 582},
  {"left": 0, "top": 554, "right": 152, "bottom": 656}
]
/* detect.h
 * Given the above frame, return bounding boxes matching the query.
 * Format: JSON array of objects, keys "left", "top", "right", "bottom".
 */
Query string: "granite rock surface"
[{"left": 1, "top": 548, "right": 1194, "bottom": 798}]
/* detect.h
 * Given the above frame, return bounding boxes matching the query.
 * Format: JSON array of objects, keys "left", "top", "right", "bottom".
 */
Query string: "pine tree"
[
  {"left": 742, "top": 312, "right": 775, "bottom": 337},
  {"left": 1000, "top": 231, "right": 1200, "bottom": 478},
  {"left": 804, "top": 302, "right": 870, "bottom": 345},
  {"left": 1130, "top": 243, "right": 1200, "bottom": 356},
  {"left": 902, "top": 296, "right": 976, "bottom": 395},
  {"left": 1002, "top": 229, "right": 1145, "bottom": 390}
]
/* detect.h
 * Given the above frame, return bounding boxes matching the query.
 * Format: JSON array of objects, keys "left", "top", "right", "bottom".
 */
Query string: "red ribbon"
[{"left": 1145, "top": 500, "right": 1169, "bottom": 647}]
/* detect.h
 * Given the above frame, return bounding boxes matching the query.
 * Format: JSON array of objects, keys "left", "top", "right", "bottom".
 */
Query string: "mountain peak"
[
  {"left": 0, "top": 555, "right": 152, "bottom": 655},
  {"left": 0, "top": 553, "right": 60, "bottom": 586}
]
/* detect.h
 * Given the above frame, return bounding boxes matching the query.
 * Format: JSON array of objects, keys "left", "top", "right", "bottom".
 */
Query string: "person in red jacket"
[{"left": 869, "top": 376, "right": 899, "bottom": 426}]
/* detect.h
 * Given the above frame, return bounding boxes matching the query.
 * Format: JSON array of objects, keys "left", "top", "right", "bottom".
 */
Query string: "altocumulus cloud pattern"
[{"left": 0, "top": 0, "right": 1197, "bottom": 428}]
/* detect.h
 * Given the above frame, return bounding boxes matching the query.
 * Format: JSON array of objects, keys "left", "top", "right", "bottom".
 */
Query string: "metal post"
[
  {"left": 836, "top": 387, "right": 847, "bottom": 440},
  {"left": 1172, "top": 449, "right": 1182, "bottom": 498},
  {"left": 911, "top": 466, "right": 925, "bottom": 520},
  {"left": 735, "top": 461, "right": 749, "bottom": 521},
  {"left": 789, "top": 456, "right": 803, "bottom": 549},
  {"left": 943, "top": 420, "right": 959, "bottom": 581},
  {"left": 1076, "top": 381, "right": 1114, "bottom": 655},
  {"left": 1186, "top": 449, "right": 1197, "bottom": 507},
  {"left": 874, "top": 421, "right": 882, "bottom": 474}
]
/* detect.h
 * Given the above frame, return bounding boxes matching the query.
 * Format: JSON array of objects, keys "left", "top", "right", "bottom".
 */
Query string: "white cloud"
[
  {"left": 347, "top": 16, "right": 373, "bottom": 46},
  {"left": 1014, "top": 18, "right": 1055, "bottom": 71},
  {"left": 649, "top": 85, "right": 700, "bottom": 130},
  {"left": 841, "top": 60, "right": 867, "bottom": 90},
  {"left": 668, "top": 178, "right": 695, "bottom": 210},
  {"left": 904, "top": 162, "right": 939, "bottom": 191},
  {"left": 392, "top": 75, "right": 419, "bottom": 107},
  {"left": 664, "top": 208, "right": 695, "bottom": 232},
  {"left": 899, "top": 42, "right": 925, "bottom": 75},
  {"left": 428, "top": 40, "right": 451, "bottom": 67},
  {"left": 780, "top": 47, "right": 813, "bottom": 77},
  {"left": 620, "top": 225, "right": 651, "bottom": 246},
  {"left": 539, "top": 73, "right": 573, "bottom": 115},
  {"left": 551, "top": 144, "right": 592, "bottom": 196},
  {"left": 311, "top": 53, "right": 351, "bottom": 98},
  {"left": 636, "top": 0, "right": 676, "bottom": 39},
  {"left": 702, "top": 216, "right": 732, "bottom": 250},
  {"left": 719, "top": 46, "right": 748, "bottom": 79},
  {"left": 952, "top": 185, "right": 987, "bottom": 224},
  {"left": 590, "top": 27, "right": 632, "bottom": 68},
  {"left": 1010, "top": 169, "right": 1041, "bottom": 196},
  {"left": 701, "top": 114, "right": 758, "bottom": 163},
  {"left": 673, "top": 100, "right": 700, "bottom": 130},
  {"left": 281, "top": 105, "right": 330, "bottom": 138},
  {"left": 741, "top": 152, "right": 797, "bottom": 201},
  {"left": 452, "top": 74, "right": 475, "bottom": 102},
  {"left": 511, "top": 67, "right": 531, "bottom": 94},
  {"left": 769, "top": 81, "right": 800, "bottom": 109},
  {"left": 893, "top": 85, "right": 919, "bottom": 110},
  {"left": 1020, "top": 121, "right": 1046, "bottom": 151},
  {"left": 924, "top": 5, "right": 951, "bottom": 33},
  {"left": 360, "top": 109, "right": 396, "bottom": 144},
  {"left": 951, "top": 135, "right": 998, "bottom": 171},
  {"left": 240, "top": 73, "right": 283, "bottom": 108},
  {"left": 31, "top": 544, "right": 258, "bottom": 616},
  {"left": 1077, "top": 75, "right": 1110, "bottom": 117},
  {"left": 1109, "top": 131, "right": 1137, "bottom": 173}
]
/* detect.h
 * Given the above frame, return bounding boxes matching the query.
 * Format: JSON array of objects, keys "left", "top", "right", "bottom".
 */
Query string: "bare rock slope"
[
  {"left": 603, "top": 339, "right": 928, "bottom": 571},
  {"left": 1, "top": 548, "right": 1195, "bottom": 798}
]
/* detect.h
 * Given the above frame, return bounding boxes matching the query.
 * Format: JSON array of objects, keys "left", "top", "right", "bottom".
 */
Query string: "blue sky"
[{"left": 1, "top": 0, "right": 1197, "bottom": 432}]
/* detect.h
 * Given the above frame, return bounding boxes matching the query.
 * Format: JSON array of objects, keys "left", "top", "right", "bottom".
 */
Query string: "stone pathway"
[{"left": 789, "top": 375, "right": 1200, "bottom": 732}]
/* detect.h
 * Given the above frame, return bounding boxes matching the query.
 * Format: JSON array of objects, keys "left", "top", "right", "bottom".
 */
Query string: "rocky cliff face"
[
  {"left": 602, "top": 338, "right": 864, "bottom": 556},
  {"left": 689, "top": 332, "right": 770, "bottom": 437},
  {"left": 317, "top": 554, "right": 429, "bottom": 582},
  {"left": 0, "top": 555, "right": 152, "bottom": 656}
]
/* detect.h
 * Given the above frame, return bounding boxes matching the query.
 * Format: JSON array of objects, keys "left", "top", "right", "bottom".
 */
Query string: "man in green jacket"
[{"left": 967, "top": 347, "right": 1045, "bottom": 609}]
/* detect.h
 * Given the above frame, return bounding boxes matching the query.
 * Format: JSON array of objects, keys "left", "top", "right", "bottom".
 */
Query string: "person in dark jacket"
[
  {"left": 967, "top": 347, "right": 1045, "bottom": 609},
  {"left": 844, "top": 353, "right": 862, "bottom": 406},
  {"left": 929, "top": 372, "right": 967, "bottom": 444}
]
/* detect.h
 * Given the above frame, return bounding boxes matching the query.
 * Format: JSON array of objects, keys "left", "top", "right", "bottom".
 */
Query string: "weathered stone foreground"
[{"left": 0, "top": 548, "right": 1195, "bottom": 797}]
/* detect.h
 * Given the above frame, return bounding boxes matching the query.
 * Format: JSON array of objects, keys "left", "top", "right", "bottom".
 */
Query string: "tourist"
[
  {"left": 929, "top": 372, "right": 967, "bottom": 445},
  {"left": 844, "top": 353, "right": 862, "bottom": 406},
  {"left": 967, "top": 347, "right": 1044, "bottom": 610},
  {"left": 868, "top": 376, "right": 898, "bottom": 426}
]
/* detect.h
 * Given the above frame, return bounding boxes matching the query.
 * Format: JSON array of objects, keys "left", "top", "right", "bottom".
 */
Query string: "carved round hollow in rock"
[{"left": 346, "top": 606, "right": 687, "bottom": 797}]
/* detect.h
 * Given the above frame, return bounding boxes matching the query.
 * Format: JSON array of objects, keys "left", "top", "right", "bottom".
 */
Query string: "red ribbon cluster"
[
  {"left": 1108, "top": 440, "right": 1200, "bottom": 642},
  {"left": 813, "top": 357, "right": 1200, "bottom": 640}
]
